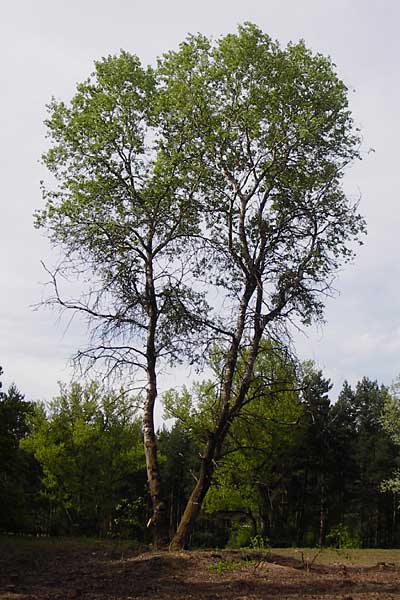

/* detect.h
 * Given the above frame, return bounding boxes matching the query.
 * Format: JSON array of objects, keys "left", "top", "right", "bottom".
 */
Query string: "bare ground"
[{"left": 1, "top": 538, "right": 400, "bottom": 599}]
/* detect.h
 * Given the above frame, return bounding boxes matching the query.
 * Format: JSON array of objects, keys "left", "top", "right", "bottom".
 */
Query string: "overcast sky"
[{"left": 1, "top": 0, "right": 399, "bottom": 408}]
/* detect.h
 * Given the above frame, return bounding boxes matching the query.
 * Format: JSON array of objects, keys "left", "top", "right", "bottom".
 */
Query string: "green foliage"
[
  {"left": 380, "top": 378, "right": 400, "bottom": 445},
  {"left": 163, "top": 382, "right": 216, "bottom": 442},
  {"left": 36, "top": 24, "right": 367, "bottom": 547},
  {"left": 157, "top": 422, "right": 200, "bottom": 533},
  {"left": 326, "top": 524, "right": 360, "bottom": 549},
  {"left": 380, "top": 378, "right": 400, "bottom": 499},
  {"left": 227, "top": 525, "right": 253, "bottom": 549},
  {"left": 165, "top": 342, "right": 303, "bottom": 543},
  {"left": 36, "top": 48, "right": 209, "bottom": 377},
  {"left": 292, "top": 364, "right": 335, "bottom": 546},
  {"left": 204, "top": 344, "right": 302, "bottom": 526},
  {"left": 228, "top": 529, "right": 270, "bottom": 550},
  {"left": 113, "top": 497, "right": 146, "bottom": 539},
  {"left": 22, "top": 381, "right": 145, "bottom": 535},
  {"left": 158, "top": 22, "right": 365, "bottom": 323},
  {"left": 172, "top": 363, "right": 400, "bottom": 549},
  {"left": 320, "top": 378, "right": 398, "bottom": 548},
  {"left": 349, "top": 378, "right": 397, "bottom": 546},
  {"left": 208, "top": 560, "right": 239, "bottom": 574},
  {"left": 248, "top": 533, "right": 270, "bottom": 550},
  {"left": 0, "top": 373, "right": 41, "bottom": 532}
]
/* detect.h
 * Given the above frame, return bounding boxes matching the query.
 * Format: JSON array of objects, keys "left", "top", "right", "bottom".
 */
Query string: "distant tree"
[
  {"left": 380, "top": 376, "right": 400, "bottom": 509},
  {"left": 352, "top": 378, "right": 396, "bottom": 545},
  {"left": 158, "top": 423, "right": 200, "bottom": 537},
  {"left": 0, "top": 372, "right": 40, "bottom": 532},
  {"left": 333, "top": 378, "right": 398, "bottom": 547},
  {"left": 292, "top": 363, "right": 338, "bottom": 546},
  {"left": 23, "top": 381, "right": 145, "bottom": 536},
  {"left": 325, "top": 382, "right": 360, "bottom": 543}
]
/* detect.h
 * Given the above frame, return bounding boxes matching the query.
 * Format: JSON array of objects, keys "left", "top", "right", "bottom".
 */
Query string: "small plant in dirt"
[
  {"left": 208, "top": 560, "right": 239, "bottom": 574},
  {"left": 294, "top": 548, "right": 323, "bottom": 571}
]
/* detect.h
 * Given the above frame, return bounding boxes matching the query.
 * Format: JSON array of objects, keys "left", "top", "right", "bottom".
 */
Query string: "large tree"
[
  {"left": 36, "top": 52, "right": 208, "bottom": 545},
  {"left": 37, "top": 24, "right": 365, "bottom": 548},
  {"left": 158, "top": 23, "right": 365, "bottom": 548}
]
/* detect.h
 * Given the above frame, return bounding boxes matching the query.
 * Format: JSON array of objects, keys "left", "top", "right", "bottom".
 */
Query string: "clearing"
[{"left": 1, "top": 537, "right": 400, "bottom": 599}]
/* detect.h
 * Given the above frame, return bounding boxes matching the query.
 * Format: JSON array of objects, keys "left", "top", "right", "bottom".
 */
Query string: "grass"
[
  {"left": 273, "top": 547, "right": 400, "bottom": 566},
  {"left": 0, "top": 534, "right": 140, "bottom": 555},
  {"left": 208, "top": 559, "right": 242, "bottom": 573},
  {"left": 2, "top": 537, "right": 400, "bottom": 568}
]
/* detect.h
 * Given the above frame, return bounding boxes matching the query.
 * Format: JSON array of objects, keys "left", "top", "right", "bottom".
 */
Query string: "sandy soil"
[{"left": 1, "top": 539, "right": 400, "bottom": 599}]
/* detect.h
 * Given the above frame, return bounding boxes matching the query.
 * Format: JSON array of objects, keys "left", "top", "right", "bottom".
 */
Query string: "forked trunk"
[{"left": 170, "top": 283, "right": 264, "bottom": 549}]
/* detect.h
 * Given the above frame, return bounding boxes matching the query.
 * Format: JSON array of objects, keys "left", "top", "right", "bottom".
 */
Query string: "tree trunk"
[
  {"left": 171, "top": 299, "right": 265, "bottom": 548},
  {"left": 169, "top": 443, "right": 216, "bottom": 549},
  {"left": 143, "top": 382, "right": 169, "bottom": 547},
  {"left": 143, "top": 250, "right": 169, "bottom": 547},
  {"left": 170, "top": 277, "right": 268, "bottom": 549},
  {"left": 296, "top": 468, "right": 307, "bottom": 547},
  {"left": 318, "top": 475, "right": 326, "bottom": 547}
]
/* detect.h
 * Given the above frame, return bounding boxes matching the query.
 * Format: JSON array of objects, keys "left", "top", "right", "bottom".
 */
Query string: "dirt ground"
[{"left": 1, "top": 538, "right": 400, "bottom": 600}]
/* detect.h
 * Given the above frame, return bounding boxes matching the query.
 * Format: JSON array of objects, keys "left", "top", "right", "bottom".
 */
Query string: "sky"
[{"left": 1, "top": 0, "right": 399, "bottom": 410}]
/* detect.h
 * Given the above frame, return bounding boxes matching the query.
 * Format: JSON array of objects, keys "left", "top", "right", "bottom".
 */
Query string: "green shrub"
[
  {"left": 326, "top": 524, "right": 360, "bottom": 549},
  {"left": 226, "top": 524, "right": 252, "bottom": 548}
]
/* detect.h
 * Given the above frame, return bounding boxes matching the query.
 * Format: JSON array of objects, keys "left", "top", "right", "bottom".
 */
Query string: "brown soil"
[{"left": 1, "top": 539, "right": 400, "bottom": 599}]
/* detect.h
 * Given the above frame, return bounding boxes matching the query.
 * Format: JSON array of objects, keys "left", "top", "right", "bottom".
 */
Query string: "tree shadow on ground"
[{"left": 1, "top": 544, "right": 400, "bottom": 599}]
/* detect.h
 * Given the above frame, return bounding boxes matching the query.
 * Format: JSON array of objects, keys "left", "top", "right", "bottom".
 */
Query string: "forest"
[
  {"left": 2, "top": 361, "right": 400, "bottom": 549},
  {"left": 2, "top": 23, "right": 399, "bottom": 554}
]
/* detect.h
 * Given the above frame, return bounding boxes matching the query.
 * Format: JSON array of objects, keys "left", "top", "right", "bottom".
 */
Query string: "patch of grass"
[
  {"left": 208, "top": 560, "right": 239, "bottom": 574},
  {"left": 273, "top": 547, "right": 400, "bottom": 567}
]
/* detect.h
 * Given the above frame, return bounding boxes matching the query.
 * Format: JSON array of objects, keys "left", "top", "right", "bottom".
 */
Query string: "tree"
[
  {"left": 292, "top": 363, "right": 339, "bottom": 546},
  {"left": 331, "top": 378, "right": 398, "bottom": 547},
  {"left": 202, "top": 345, "right": 303, "bottom": 546},
  {"left": 159, "top": 23, "right": 365, "bottom": 548},
  {"left": 351, "top": 378, "right": 396, "bottom": 546},
  {"left": 36, "top": 52, "right": 209, "bottom": 545},
  {"left": 323, "top": 382, "right": 360, "bottom": 545},
  {"left": 379, "top": 377, "right": 400, "bottom": 538},
  {"left": 0, "top": 371, "right": 40, "bottom": 532},
  {"left": 23, "top": 381, "right": 145, "bottom": 535},
  {"left": 158, "top": 423, "right": 200, "bottom": 537},
  {"left": 381, "top": 377, "right": 400, "bottom": 448},
  {"left": 37, "top": 24, "right": 365, "bottom": 548}
]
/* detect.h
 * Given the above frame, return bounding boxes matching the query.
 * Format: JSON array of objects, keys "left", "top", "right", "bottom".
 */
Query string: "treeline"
[{"left": 2, "top": 362, "right": 400, "bottom": 548}]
